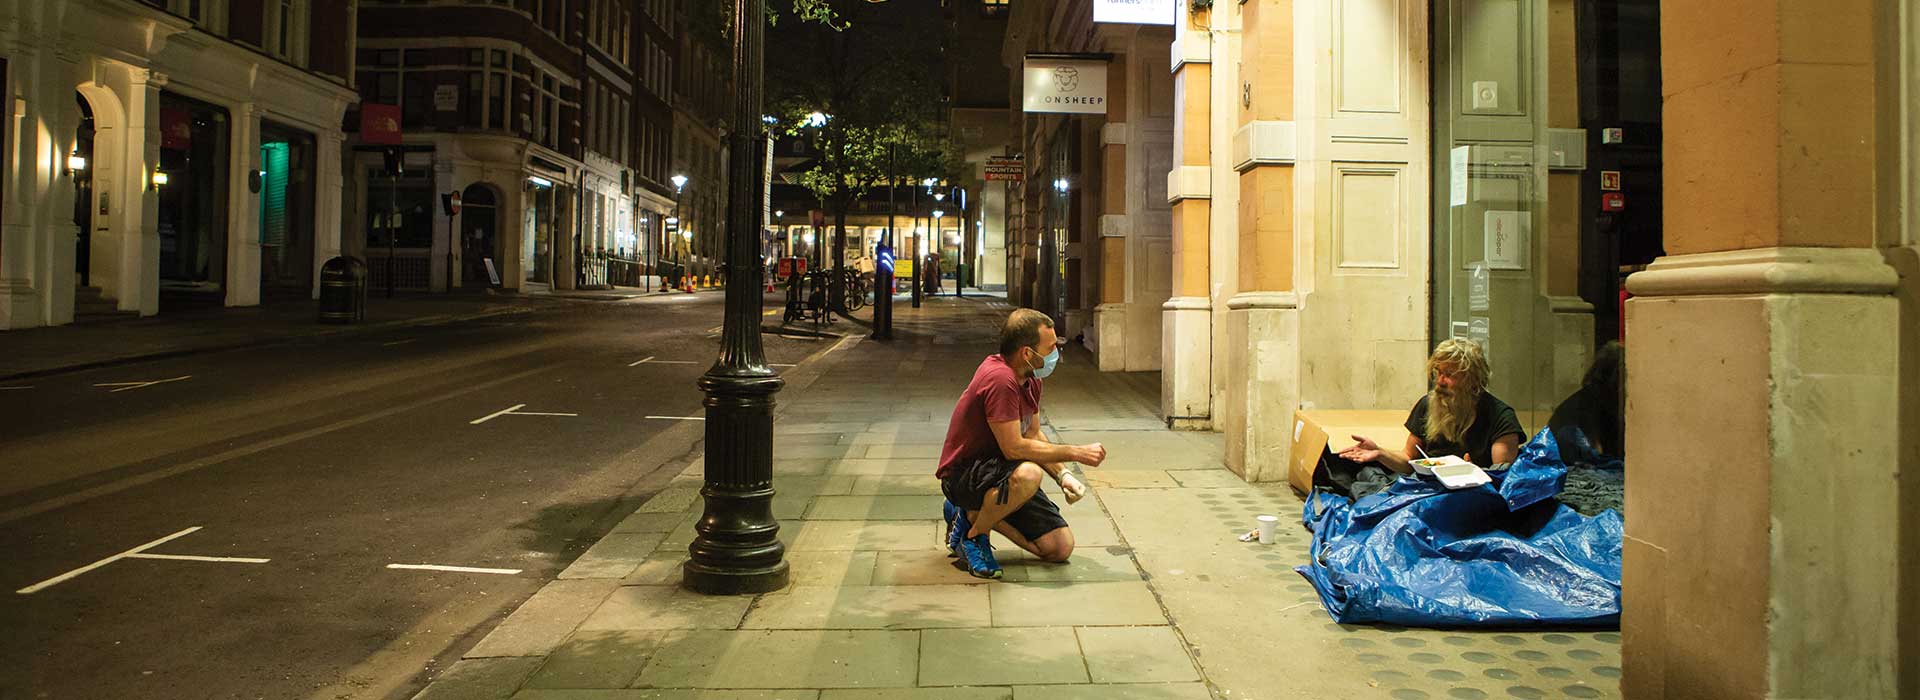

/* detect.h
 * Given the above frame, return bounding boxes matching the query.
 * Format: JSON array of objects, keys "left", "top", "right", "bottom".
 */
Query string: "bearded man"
[{"left": 1339, "top": 339, "right": 1525, "bottom": 475}]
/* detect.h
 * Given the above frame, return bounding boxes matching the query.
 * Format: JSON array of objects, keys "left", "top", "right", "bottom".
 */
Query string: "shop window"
[
  {"left": 365, "top": 169, "right": 435, "bottom": 249},
  {"left": 981, "top": 0, "right": 1009, "bottom": 16}
]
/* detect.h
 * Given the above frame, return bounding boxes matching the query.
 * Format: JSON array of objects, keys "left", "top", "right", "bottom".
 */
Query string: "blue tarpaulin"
[{"left": 1296, "top": 429, "right": 1623, "bottom": 628}]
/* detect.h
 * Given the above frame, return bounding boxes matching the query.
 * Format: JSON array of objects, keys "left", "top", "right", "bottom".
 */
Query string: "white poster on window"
[
  {"left": 1022, "top": 57, "right": 1109, "bottom": 115},
  {"left": 1484, "top": 210, "right": 1529, "bottom": 270},
  {"left": 434, "top": 85, "right": 459, "bottom": 112},
  {"left": 1449, "top": 146, "right": 1471, "bottom": 207},
  {"left": 1093, "top": 0, "right": 1177, "bottom": 25}
]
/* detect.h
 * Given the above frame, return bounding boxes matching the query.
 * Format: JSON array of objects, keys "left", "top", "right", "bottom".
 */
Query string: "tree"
[{"left": 763, "top": 0, "right": 955, "bottom": 311}]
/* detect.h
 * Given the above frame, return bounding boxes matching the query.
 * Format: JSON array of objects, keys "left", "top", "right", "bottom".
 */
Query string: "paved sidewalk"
[{"left": 411, "top": 297, "right": 1622, "bottom": 700}]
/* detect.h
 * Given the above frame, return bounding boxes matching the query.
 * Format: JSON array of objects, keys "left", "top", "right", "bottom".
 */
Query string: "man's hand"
[
  {"left": 1073, "top": 443, "right": 1107, "bottom": 467},
  {"left": 1057, "top": 471, "right": 1088, "bottom": 505},
  {"left": 1337, "top": 435, "right": 1384, "bottom": 464}
]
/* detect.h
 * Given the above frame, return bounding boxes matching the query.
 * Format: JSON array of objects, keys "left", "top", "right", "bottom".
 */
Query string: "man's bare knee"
[
  {"left": 1011, "top": 463, "right": 1045, "bottom": 489},
  {"left": 1039, "top": 543, "right": 1073, "bottom": 563}
]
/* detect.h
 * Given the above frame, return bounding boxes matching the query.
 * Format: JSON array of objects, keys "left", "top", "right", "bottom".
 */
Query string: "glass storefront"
[
  {"left": 259, "top": 121, "right": 317, "bottom": 295},
  {"left": 157, "top": 93, "right": 231, "bottom": 295}
]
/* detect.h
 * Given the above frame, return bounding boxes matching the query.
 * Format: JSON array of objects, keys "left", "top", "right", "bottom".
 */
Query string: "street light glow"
[
  {"left": 932, "top": 209, "right": 944, "bottom": 219},
  {"left": 682, "top": 230, "right": 693, "bottom": 241},
  {"left": 671, "top": 174, "right": 688, "bottom": 191},
  {"left": 665, "top": 216, "right": 679, "bottom": 224},
  {"left": 1053, "top": 177, "right": 1069, "bottom": 192},
  {"left": 805, "top": 112, "right": 829, "bottom": 128},
  {"left": 774, "top": 210, "right": 784, "bottom": 218},
  {"left": 802, "top": 232, "right": 816, "bottom": 244}
]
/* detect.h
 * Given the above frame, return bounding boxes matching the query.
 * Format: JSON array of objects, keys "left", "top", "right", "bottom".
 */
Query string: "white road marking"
[
  {"left": 471, "top": 404, "right": 578, "bottom": 425},
  {"left": 629, "top": 358, "right": 699, "bottom": 366},
  {"left": 0, "top": 386, "right": 32, "bottom": 391},
  {"left": 126, "top": 553, "right": 272, "bottom": 564},
  {"left": 93, "top": 375, "right": 192, "bottom": 393},
  {"left": 626, "top": 355, "right": 656, "bottom": 367},
  {"left": 770, "top": 363, "right": 797, "bottom": 368},
  {"left": 386, "top": 563, "right": 522, "bottom": 575},
  {"left": 382, "top": 339, "right": 418, "bottom": 347},
  {"left": 16, "top": 526, "right": 270, "bottom": 594},
  {"left": 645, "top": 416, "right": 705, "bottom": 421}
]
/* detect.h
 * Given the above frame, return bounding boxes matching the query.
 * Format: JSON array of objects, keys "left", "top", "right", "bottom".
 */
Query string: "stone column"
[
  {"left": 1161, "top": 2, "right": 1213, "bottom": 428},
  {"left": 1094, "top": 49, "right": 1130, "bottom": 372},
  {"left": 120, "top": 68, "right": 163, "bottom": 315},
  {"left": 0, "top": 41, "right": 50, "bottom": 328},
  {"left": 225, "top": 102, "right": 261, "bottom": 307},
  {"left": 1621, "top": 0, "right": 1902, "bottom": 696},
  {"left": 312, "top": 127, "right": 345, "bottom": 298},
  {"left": 40, "top": 47, "right": 84, "bottom": 326},
  {"left": 1222, "top": 0, "right": 1299, "bottom": 482}
]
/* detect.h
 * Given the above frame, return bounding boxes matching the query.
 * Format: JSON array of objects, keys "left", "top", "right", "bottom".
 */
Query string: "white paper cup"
[{"left": 1256, "top": 515, "right": 1280, "bottom": 545}]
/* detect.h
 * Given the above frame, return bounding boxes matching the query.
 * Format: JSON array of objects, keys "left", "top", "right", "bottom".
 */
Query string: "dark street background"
[{"left": 0, "top": 293, "right": 837, "bottom": 699}]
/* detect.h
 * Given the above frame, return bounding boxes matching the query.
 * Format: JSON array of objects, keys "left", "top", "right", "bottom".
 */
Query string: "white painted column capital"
[
  {"left": 1166, "top": 166, "right": 1211, "bottom": 204},
  {"left": 1625, "top": 247, "right": 1898, "bottom": 297},
  {"left": 1232, "top": 120, "right": 1297, "bottom": 172}
]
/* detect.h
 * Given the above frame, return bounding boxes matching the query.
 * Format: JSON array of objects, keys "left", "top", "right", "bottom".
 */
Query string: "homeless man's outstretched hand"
[{"left": 1338, "top": 435, "right": 1385, "bottom": 464}]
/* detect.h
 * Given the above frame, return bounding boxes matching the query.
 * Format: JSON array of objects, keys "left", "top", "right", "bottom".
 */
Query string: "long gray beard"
[{"left": 1424, "top": 388, "right": 1479, "bottom": 444}]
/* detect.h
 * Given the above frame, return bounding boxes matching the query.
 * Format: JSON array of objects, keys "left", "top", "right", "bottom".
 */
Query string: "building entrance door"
[
  {"left": 74, "top": 94, "right": 96, "bottom": 287},
  {"left": 1430, "top": 0, "right": 1556, "bottom": 423},
  {"left": 461, "top": 184, "right": 499, "bottom": 288}
]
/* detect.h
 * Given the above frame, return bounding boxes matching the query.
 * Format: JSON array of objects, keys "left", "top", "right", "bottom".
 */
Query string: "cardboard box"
[{"left": 1287, "top": 409, "right": 1413, "bottom": 495}]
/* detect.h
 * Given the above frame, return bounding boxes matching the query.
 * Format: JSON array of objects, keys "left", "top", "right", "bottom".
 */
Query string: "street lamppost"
[
  {"left": 668, "top": 174, "right": 688, "bottom": 290},
  {"left": 686, "top": 0, "right": 786, "bottom": 595},
  {"left": 932, "top": 208, "right": 945, "bottom": 296}
]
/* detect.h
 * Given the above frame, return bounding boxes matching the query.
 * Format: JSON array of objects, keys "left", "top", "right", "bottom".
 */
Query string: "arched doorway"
[{"left": 460, "top": 183, "right": 500, "bottom": 288}]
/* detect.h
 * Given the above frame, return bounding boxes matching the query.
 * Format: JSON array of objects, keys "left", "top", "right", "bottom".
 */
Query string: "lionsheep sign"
[
  {"left": 1022, "top": 56, "right": 1110, "bottom": 115},
  {"left": 1092, "top": 0, "right": 1176, "bottom": 25}
]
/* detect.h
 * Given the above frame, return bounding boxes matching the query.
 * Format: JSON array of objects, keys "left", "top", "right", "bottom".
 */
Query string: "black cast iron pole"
[{"left": 685, "top": 0, "right": 787, "bottom": 595}]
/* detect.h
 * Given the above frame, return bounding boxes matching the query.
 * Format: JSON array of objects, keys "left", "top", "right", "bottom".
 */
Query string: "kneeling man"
[{"left": 938, "top": 308, "right": 1107, "bottom": 579}]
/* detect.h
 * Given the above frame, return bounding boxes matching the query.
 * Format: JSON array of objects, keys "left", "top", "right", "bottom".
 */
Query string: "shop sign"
[
  {"left": 1600, "top": 170, "right": 1622, "bottom": 191},
  {"left": 360, "top": 103, "right": 403, "bottom": 145},
  {"left": 985, "top": 155, "right": 1024, "bottom": 182},
  {"left": 1093, "top": 0, "right": 1176, "bottom": 25},
  {"left": 1468, "top": 263, "right": 1490, "bottom": 312},
  {"left": 1023, "top": 56, "right": 1109, "bottom": 115}
]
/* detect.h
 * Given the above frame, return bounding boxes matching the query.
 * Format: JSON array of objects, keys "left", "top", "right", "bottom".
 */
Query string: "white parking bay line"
[
  {"left": 629, "top": 357, "right": 698, "bottom": 366},
  {"left": 470, "top": 404, "right": 579, "bottom": 425},
  {"left": 386, "top": 563, "right": 522, "bottom": 575},
  {"left": 0, "top": 386, "right": 32, "bottom": 391},
  {"left": 93, "top": 375, "right": 192, "bottom": 393},
  {"left": 15, "top": 526, "right": 271, "bottom": 595},
  {"left": 645, "top": 416, "right": 705, "bottom": 421}
]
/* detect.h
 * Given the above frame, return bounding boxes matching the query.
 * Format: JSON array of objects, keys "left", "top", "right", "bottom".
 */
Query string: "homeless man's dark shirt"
[{"left": 1403, "top": 392, "right": 1526, "bottom": 466}]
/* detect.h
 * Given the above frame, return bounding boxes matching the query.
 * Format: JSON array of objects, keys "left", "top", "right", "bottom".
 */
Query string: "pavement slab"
[
  {"left": 1074, "top": 626, "right": 1202, "bottom": 683},
  {"left": 415, "top": 658, "right": 547, "bottom": 700},
  {"left": 513, "top": 691, "right": 820, "bottom": 700},
  {"left": 576, "top": 585, "right": 756, "bottom": 631},
  {"left": 466, "top": 580, "right": 623, "bottom": 659},
  {"left": 741, "top": 584, "right": 989, "bottom": 629},
  {"left": 870, "top": 550, "right": 1027, "bottom": 585},
  {"left": 788, "top": 520, "right": 939, "bottom": 551},
  {"left": 522, "top": 630, "right": 663, "bottom": 689},
  {"left": 1007, "top": 683, "right": 1211, "bottom": 700},
  {"left": 771, "top": 550, "right": 879, "bottom": 588},
  {"left": 805, "top": 495, "right": 945, "bottom": 520},
  {"left": 917, "top": 627, "right": 1090, "bottom": 686},
  {"left": 846, "top": 475, "right": 945, "bottom": 495},
  {"left": 988, "top": 581, "right": 1168, "bottom": 627},
  {"left": 560, "top": 533, "right": 669, "bottom": 580},
  {"left": 819, "top": 688, "right": 1010, "bottom": 700},
  {"left": 634, "top": 630, "right": 921, "bottom": 689}
]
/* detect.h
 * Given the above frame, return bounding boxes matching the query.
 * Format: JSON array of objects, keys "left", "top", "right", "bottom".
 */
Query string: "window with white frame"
[
  {"left": 265, "top": 0, "right": 309, "bottom": 66},
  {"left": 168, "top": 0, "right": 227, "bottom": 32}
]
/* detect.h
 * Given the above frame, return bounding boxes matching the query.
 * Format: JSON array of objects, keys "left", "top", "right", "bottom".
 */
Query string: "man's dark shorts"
[{"left": 941, "top": 457, "right": 1069, "bottom": 542}]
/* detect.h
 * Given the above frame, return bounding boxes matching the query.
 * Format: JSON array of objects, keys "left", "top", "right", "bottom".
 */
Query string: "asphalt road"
[{"left": 0, "top": 292, "right": 842, "bottom": 699}]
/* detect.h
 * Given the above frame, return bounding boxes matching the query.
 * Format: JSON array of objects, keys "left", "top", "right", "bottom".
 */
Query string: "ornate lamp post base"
[{"left": 684, "top": 373, "right": 789, "bottom": 595}]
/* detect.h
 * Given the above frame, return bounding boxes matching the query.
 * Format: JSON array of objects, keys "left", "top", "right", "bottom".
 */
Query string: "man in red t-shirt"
[{"left": 938, "top": 308, "right": 1107, "bottom": 579}]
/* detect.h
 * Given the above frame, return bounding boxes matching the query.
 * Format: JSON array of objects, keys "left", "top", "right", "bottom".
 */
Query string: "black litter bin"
[{"left": 318, "top": 256, "right": 367, "bottom": 323}]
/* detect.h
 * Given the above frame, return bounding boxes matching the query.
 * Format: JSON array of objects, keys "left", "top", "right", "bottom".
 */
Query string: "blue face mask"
[{"left": 1031, "top": 347, "right": 1061, "bottom": 379}]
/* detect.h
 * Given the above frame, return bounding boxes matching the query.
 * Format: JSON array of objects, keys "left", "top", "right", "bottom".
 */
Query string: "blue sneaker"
[
  {"left": 957, "top": 531, "right": 1002, "bottom": 580},
  {"left": 943, "top": 501, "right": 965, "bottom": 558}
]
